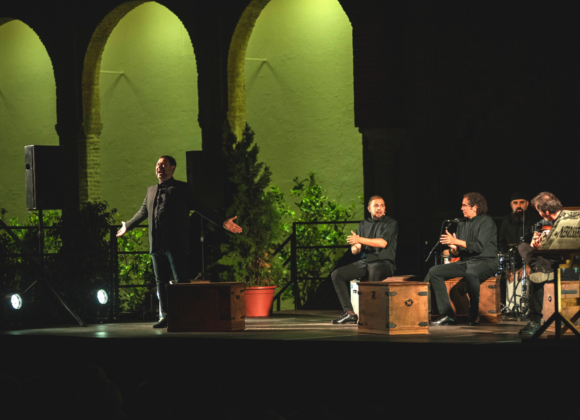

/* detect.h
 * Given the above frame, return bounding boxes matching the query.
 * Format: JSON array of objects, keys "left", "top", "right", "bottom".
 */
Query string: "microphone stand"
[
  {"left": 425, "top": 220, "right": 452, "bottom": 264},
  {"left": 502, "top": 211, "right": 531, "bottom": 320},
  {"left": 193, "top": 215, "right": 207, "bottom": 281},
  {"left": 519, "top": 210, "right": 529, "bottom": 320}
]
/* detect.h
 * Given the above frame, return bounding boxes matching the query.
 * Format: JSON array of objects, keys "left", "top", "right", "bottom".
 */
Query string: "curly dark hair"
[
  {"left": 531, "top": 192, "right": 562, "bottom": 213},
  {"left": 463, "top": 192, "right": 488, "bottom": 215}
]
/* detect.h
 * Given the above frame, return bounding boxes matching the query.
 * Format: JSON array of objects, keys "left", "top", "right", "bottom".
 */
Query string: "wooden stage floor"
[
  {"left": 0, "top": 309, "right": 549, "bottom": 344},
  {"left": 3, "top": 309, "right": 579, "bottom": 418}
]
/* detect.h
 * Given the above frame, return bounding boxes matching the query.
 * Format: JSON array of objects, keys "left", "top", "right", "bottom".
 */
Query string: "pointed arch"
[
  {"left": 81, "top": 1, "right": 200, "bottom": 206},
  {"left": 80, "top": 1, "right": 149, "bottom": 203},
  {"left": 227, "top": 0, "right": 271, "bottom": 139},
  {"left": 0, "top": 18, "right": 58, "bottom": 221},
  {"left": 0, "top": 18, "right": 15, "bottom": 26}
]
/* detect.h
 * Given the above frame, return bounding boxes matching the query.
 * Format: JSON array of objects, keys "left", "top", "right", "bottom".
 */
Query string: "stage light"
[
  {"left": 95, "top": 289, "right": 108, "bottom": 305},
  {"left": 5, "top": 293, "right": 23, "bottom": 310}
]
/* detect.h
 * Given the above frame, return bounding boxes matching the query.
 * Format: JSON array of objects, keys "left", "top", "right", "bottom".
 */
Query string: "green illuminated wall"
[
  {"left": 0, "top": 20, "right": 58, "bottom": 222},
  {"left": 245, "top": 0, "right": 362, "bottom": 209},
  {"left": 99, "top": 2, "right": 201, "bottom": 220}
]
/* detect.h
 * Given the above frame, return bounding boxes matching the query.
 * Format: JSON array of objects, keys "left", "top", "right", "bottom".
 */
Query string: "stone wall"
[{"left": 0, "top": 0, "right": 576, "bottom": 229}]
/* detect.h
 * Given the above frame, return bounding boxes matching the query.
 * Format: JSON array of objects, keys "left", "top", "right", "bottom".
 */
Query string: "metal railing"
[
  {"left": 272, "top": 220, "right": 361, "bottom": 311},
  {"left": 0, "top": 221, "right": 150, "bottom": 321},
  {"left": 108, "top": 225, "right": 151, "bottom": 320}
]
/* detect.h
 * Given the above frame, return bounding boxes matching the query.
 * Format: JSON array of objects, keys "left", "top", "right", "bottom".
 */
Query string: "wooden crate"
[
  {"left": 166, "top": 282, "right": 245, "bottom": 332},
  {"left": 431, "top": 276, "right": 501, "bottom": 323},
  {"left": 381, "top": 275, "right": 420, "bottom": 282},
  {"left": 358, "top": 281, "right": 429, "bottom": 335},
  {"left": 543, "top": 281, "right": 580, "bottom": 333}
]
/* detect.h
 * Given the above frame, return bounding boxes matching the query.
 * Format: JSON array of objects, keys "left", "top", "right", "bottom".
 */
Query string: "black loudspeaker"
[
  {"left": 25, "top": 145, "right": 65, "bottom": 210},
  {"left": 186, "top": 150, "right": 223, "bottom": 210}
]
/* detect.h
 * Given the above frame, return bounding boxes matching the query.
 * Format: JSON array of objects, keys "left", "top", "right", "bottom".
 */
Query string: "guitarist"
[{"left": 517, "top": 192, "right": 563, "bottom": 336}]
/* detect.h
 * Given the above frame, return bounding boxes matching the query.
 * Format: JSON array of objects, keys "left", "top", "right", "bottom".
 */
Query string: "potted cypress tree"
[{"left": 217, "top": 124, "right": 284, "bottom": 317}]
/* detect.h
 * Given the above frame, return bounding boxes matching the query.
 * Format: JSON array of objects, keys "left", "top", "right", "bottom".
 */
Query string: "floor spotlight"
[
  {"left": 93, "top": 289, "right": 108, "bottom": 305},
  {"left": 5, "top": 293, "right": 23, "bottom": 310}
]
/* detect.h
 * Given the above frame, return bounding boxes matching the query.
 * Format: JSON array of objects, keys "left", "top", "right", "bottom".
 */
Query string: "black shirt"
[
  {"left": 356, "top": 216, "right": 398, "bottom": 269},
  {"left": 498, "top": 209, "right": 541, "bottom": 253},
  {"left": 453, "top": 214, "right": 498, "bottom": 262},
  {"left": 152, "top": 179, "right": 171, "bottom": 250},
  {"left": 126, "top": 177, "right": 224, "bottom": 254}
]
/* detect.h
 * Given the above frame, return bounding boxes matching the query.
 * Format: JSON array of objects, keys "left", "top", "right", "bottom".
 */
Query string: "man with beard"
[
  {"left": 117, "top": 156, "right": 242, "bottom": 328},
  {"left": 499, "top": 192, "right": 541, "bottom": 282},
  {"left": 330, "top": 195, "right": 398, "bottom": 324},
  {"left": 517, "top": 192, "right": 570, "bottom": 336},
  {"left": 429, "top": 192, "right": 498, "bottom": 326}
]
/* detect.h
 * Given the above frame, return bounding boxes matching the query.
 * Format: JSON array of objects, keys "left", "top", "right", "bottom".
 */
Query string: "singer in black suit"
[
  {"left": 428, "top": 192, "right": 498, "bottom": 326},
  {"left": 116, "top": 156, "right": 242, "bottom": 328}
]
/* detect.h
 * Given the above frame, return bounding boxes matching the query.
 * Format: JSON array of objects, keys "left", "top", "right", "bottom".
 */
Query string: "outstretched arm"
[
  {"left": 116, "top": 222, "right": 128, "bottom": 237},
  {"left": 118, "top": 196, "right": 149, "bottom": 237},
  {"left": 223, "top": 216, "right": 242, "bottom": 234}
]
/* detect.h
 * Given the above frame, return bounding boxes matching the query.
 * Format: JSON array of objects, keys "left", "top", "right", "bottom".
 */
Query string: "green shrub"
[
  {"left": 272, "top": 174, "right": 362, "bottom": 306},
  {"left": 216, "top": 124, "right": 284, "bottom": 286},
  {"left": 114, "top": 213, "right": 153, "bottom": 312}
]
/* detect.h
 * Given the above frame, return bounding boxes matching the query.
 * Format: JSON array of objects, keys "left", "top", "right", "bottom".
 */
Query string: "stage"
[
  {"left": 1, "top": 310, "right": 531, "bottom": 344},
  {"left": 2, "top": 310, "right": 579, "bottom": 418}
]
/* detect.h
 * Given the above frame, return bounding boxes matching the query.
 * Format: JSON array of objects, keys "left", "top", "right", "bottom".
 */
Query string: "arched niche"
[
  {"left": 0, "top": 18, "right": 58, "bottom": 222},
  {"left": 82, "top": 1, "right": 201, "bottom": 218},
  {"left": 228, "top": 0, "right": 362, "bottom": 210}
]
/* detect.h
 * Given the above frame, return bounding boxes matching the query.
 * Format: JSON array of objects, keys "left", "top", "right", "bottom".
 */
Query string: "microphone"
[{"left": 444, "top": 218, "right": 460, "bottom": 223}]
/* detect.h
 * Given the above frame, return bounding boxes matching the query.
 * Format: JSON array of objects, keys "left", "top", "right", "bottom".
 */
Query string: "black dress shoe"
[
  {"left": 467, "top": 316, "right": 480, "bottom": 326},
  {"left": 331, "top": 313, "right": 358, "bottom": 324},
  {"left": 431, "top": 315, "right": 457, "bottom": 326},
  {"left": 518, "top": 320, "right": 541, "bottom": 336},
  {"left": 153, "top": 317, "right": 168, "bottom": 328}
]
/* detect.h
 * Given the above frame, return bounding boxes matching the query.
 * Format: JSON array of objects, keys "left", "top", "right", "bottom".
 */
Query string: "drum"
[{"left": 496, "top": 248, "right": 515, "bottom": 276}]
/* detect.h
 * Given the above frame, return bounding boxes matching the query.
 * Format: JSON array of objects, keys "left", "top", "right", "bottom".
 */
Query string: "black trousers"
[
  {"left": 518, "top": 242, "right": 553, "bottom": 323},
  {"left": 331, "top": 260, "right": 394, "bottom": 313},
  {"left": 151, "top": 249, "right": 189, "bottom": 319},
  {"left": 428, "top": 259, "right": 497, "bottom": 318}
]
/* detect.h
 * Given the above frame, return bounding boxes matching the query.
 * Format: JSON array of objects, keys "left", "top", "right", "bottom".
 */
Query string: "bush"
[
  {"left": 114, "top": 212, "right": 153, "bottom": 312},
  {"left": 216, "top": 124, "right": 285, "bottom": 286},
  {"left": 272, "top": 174, "right": 361, "bottom": 306}
]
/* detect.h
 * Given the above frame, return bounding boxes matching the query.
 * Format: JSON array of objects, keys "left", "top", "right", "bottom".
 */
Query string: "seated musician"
[
  {"left": 517, "top": 192, "right": 564, "bottom": 336},
  {"left": 498, "top": 191, "right": 540, "bottom": 282},
  {"left": 330, "top": 195, "right": 398, "bottom": 324},
  {"left": 429, "top": 192, "right": 498, "bottom": 326}
]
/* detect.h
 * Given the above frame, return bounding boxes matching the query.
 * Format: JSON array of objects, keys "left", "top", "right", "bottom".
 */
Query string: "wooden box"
[
  {"left": 542, "top": 281, "right": 580, "bottom": 333},
  {"left": 431, "top": 276, "right": 501, "bottom": 323},
  {"left": 381, "top": 275, "right": 420, "bottom": 282},
  {"left": 358, "top": 281, "right": 429, "bottom": 335},
  {"left": 166, "top": 282, "right": 245, "bottom": 332}
]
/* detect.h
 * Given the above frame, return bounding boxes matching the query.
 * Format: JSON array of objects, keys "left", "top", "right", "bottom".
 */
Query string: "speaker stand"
[{"left": 0, "top": 211, "right": 85, "bottom": 327}]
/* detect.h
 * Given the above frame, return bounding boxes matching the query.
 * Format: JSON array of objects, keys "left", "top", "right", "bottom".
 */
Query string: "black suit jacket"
[{"left": 125, "top": 178, "right": 223, "bottom": 254}]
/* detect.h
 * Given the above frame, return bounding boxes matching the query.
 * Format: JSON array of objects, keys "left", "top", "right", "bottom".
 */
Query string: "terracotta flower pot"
[{"left": 244, "top": 286, "right": 277, "bottom": 317}]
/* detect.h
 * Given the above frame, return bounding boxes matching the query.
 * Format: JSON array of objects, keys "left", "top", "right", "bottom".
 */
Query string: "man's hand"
[
  {"left": 508, "top": 267, "right": 522, "bottom": 283},
  {"left": 224, "top": 216, "right": 242, "bottom": 233},
  {"left": 116, "top": 222, "right": 127, "bottom": 237},
  {"left": 347, "top": 231, "right": 360, "bottom": 245},
  {"left": 441, "top": 230, "right": 459, "bottom": 255},
  {"left": 531, "top": 232, "right": 542, "bottom": 249},
  {"left": 440, "top": 229, "right": 457, "bottom": 246},
  {"left": 351, "top": 243, "right": 362, "bottom": 254},
  {"left": 508, "top": 267, "right": 528, "bottom": 283}
]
